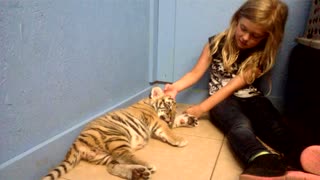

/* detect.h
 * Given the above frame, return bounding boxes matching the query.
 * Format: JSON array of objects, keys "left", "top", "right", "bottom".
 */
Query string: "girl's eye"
[
  {"left": 240, "top": 25, "right": 247, "bottom": 32},
  {"left": 252, "top": 33, "right": 265, "bottom": 40},
  {"left": 240, "top": 24, "right": 265, "bottom": 40},
  {"left": 252, "top": 34, "right": 260, "bottom": 39}
]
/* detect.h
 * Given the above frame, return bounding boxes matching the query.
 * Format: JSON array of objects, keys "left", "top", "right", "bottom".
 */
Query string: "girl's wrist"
[{"left": 198, "top": 103, "right": 207, "bottom": 114}]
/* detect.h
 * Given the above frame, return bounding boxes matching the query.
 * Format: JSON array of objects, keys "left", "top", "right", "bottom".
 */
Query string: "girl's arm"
[
  {"left": 186, "top": 69, "right": 257, "bottom": 118},
  {"left": 164, "top": 43, "right": 212, "bottom": 98}
]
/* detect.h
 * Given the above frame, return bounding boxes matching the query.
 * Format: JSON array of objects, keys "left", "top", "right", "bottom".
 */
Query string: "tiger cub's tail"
[{"left": 42, "top": 144, "right": 81, "bottom": 180}]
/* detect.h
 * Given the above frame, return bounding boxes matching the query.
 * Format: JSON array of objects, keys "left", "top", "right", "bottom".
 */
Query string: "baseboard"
[{"left": 0, "top": 86, "right": 152, "bottom": 180}]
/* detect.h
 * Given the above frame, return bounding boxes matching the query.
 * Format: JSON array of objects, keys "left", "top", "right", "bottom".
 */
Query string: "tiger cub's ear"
[{"left": 150, "top": 86, "right": 164, "bottom": 100}]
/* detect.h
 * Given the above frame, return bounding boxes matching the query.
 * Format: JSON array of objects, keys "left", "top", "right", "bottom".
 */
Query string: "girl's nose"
[{"left": 242, "top": 32, "right": 250, "bottom": 41}]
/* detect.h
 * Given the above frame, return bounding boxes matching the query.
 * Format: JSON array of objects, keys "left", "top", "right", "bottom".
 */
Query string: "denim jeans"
[{"left": 209, "top": 95, "right": 298, "bottom": 164}]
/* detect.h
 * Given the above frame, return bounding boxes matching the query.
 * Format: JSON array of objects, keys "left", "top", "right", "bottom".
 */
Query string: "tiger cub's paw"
[
  {"left": 130, "top": 164, "right": 155, "bottom": 180},
  {"left": 146, "top": 164, "right": 156, "bottom": 173},
  {"left": 170, "top": 113, "right": 199, "bottom": 128},
  {"left": 173, "top": 136, "right": 188, "bottom": 147}
]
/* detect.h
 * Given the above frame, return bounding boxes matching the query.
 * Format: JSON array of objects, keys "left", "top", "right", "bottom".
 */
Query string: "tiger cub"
[{"left": 42, "top": 87, "right": 189, "bottom": 180}]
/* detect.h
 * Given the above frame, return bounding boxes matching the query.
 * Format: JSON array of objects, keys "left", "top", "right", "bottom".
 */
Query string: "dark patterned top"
[{"left": 208, "top": 36, "right": 261, "bottom": 98}]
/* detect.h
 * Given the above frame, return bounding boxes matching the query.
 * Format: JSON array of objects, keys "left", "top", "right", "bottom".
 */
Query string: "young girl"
[{"left": 164, "top": 0, "right": 320, "bottom": 179}]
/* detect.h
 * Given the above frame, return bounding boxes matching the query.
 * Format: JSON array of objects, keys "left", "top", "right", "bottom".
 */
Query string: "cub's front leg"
[
  {"left": 170, "top": 113, "right": 198, "bottom": 128},
  {"left": 152, "top": 119, "right": 188, "bottom": 147}
]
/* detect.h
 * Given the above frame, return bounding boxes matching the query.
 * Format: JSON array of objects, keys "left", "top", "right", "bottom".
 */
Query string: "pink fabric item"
[
  {"left": 300, "top": 145, "right": 320, "bottom": 175},
  {"left": 286, "top": 171, "right": 320, "bottom": 180}
]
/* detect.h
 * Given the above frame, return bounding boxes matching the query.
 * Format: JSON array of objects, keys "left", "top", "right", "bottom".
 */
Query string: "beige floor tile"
[{"left": 211, "top": 138, "right": 243, "bottom": 180}]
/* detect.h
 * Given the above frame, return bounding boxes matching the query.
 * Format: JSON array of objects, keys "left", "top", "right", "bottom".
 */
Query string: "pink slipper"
[
  {"left": 286, "top": 171, "right": 320, "bottom": 180},
  {"left": 300, "top": 145, "right": 320, "bottom": 175}
]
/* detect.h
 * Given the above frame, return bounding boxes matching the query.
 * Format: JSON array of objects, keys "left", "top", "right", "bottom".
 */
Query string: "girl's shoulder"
[
  {"left": 208, "top": 35, "right": 226, "bottom": 47},
  {"left": 208, "top": 34, "right": 226, "bottom": 58}
]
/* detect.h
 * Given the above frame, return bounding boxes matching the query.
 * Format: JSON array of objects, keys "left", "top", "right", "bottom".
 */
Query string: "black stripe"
[
  {"left": 122, "top": 113, "right": 145, "bottom": 137},
  {"left": 105, "top": 137, "right": 129, "bottom": 144},
  {"left": 73, "top": 143, "right": 79, "bottom": 153},
  {"left": 81, "top": 133, "right": 100, "bottom": 146},
  {"left": 65, "top": 160, "right": 72, "bottom": 166},
  {"left": 46, "top": 174, "right": 54, "bottom": 180},
  {"left": 109, "top": 114, "right": 132, "bottom": 135},
  {"left": 90, "top": 127, "right": 109, "bottom": 135},
  {"left": 53, "top": 168, "right": 61, "bottom": 178},
  {"left": 95, "top": 155, "right": 110, "bottom": 165},
  {"left": 112, "top": 144, "right": 131, "bottom": 151},
  {"left": 141, "top": 114, "right": 151, "bottom": 125},
  {"left": 111, "top": 145, "right": 131, "bottom": 155},
  {"left": 91, "top": 127, "right": 128, "bottom": 140},
  {"left": 110, "top": 114, "right": 127, "bottom": 125},
  {"left": 151, "top": 122, "right": 161, "bottom": 133},
  {"left": 61, "top": 164, "right": 68, "bottom": 173},
  {"left": 78, "top": 138, "right": 91, "bottom": 147}
]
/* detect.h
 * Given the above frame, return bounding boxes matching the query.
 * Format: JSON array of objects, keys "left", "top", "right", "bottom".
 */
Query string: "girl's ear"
[{"left": 150, "top": 86, "right": 164, "bottom": 100}]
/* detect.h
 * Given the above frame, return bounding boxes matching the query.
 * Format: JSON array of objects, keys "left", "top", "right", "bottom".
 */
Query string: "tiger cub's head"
[{"left": 150, "top": 87, "right": 176, "bottom": 127}]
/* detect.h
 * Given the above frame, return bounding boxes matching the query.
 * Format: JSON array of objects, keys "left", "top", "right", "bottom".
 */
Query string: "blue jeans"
[{"left": 209, "top": 95, "right": 297, "bottom": 164}]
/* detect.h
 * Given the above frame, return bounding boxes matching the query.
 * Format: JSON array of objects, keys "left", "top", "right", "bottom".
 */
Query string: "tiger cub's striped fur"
[{"left": 42, "top": 87, "right": 187, "bottom": 180}]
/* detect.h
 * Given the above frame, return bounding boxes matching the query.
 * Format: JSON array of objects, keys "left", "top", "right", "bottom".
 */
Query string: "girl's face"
[{"left": 235, "top": 17, "right": 267, "bottom": 50}]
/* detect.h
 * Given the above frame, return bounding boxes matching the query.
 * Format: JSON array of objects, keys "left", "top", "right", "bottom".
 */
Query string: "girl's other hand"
[
  {"left": 164, "top": 84, "right": 178, "bottom": 99},
  {"left": 185, "top": 105, "right": 204, "bottom": 119}
]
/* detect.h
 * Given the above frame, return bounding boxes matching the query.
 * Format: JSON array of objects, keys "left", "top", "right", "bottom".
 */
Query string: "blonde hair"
[{"left": 210, "top": 0, "right": 288, "bottom": 84}]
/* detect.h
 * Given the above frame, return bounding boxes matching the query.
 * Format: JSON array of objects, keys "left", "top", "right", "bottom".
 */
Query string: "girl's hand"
[
  {"left": 185, "top": 105, "right": 204, "bottom": 119},
  {"left": 164, "top": 84, "right": 178, "bottom": 99}
]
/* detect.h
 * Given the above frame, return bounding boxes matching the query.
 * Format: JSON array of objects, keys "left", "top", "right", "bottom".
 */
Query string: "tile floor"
[{"left": 58, "top": 104, "right": 244, "bottom": 180}]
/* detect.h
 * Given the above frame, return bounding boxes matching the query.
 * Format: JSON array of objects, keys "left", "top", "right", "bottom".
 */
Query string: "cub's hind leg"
[
  {"left": 152, "top": 119, "right": 188, "bottom": 147},
  {"left": 85, "top": 149, "right": 153, "bottom": 180},
  {"left": 107, "top": 161, "right": 153, "bottom": 180},
  {"left": 106, "top": 146, "right": 155, "bottom": 180},
  {"left": 71, "top": 137, "right": 152, "bottom": 180}
]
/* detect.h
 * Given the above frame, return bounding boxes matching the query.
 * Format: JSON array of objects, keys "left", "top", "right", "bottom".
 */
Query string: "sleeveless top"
[{"left": 208, "top": 35, "right": 261, "bottom": 98}]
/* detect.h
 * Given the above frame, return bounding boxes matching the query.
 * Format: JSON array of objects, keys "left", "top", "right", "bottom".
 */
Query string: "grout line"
[{"left": 209, "top": 135, "right": 226, "bottom": 180}]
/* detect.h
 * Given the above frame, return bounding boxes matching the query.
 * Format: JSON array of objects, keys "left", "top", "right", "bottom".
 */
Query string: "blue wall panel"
[
  {"left": 0, "top": 1, "right": 152, "bottom": 179},
  {"left": 156, "top": 0, "right": 176, "bottom": 82}
]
